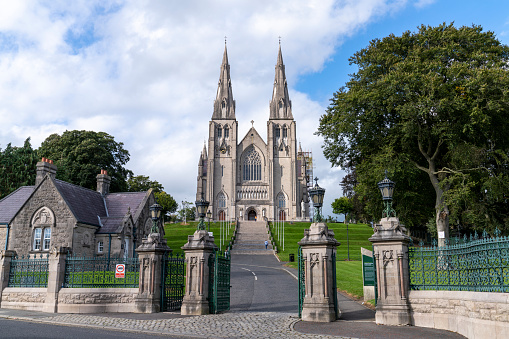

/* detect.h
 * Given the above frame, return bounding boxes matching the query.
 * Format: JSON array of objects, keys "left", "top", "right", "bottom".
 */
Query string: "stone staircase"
[{"left": 232, "top": 220, "right": 273, "bottom": 255}]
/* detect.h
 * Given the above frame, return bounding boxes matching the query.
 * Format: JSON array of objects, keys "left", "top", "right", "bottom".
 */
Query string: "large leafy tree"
[
  {"left": 38, "top": 130, "right": 132, "bottom": 192},
  {"left": 127, "top": 174, "right": 178, "bottom": 219},
  {"left": 0, "top": 138, "right": 39, "bottom": 199},
  {"left": 318, "top": 23, "right": 509, "bottom": 243}
]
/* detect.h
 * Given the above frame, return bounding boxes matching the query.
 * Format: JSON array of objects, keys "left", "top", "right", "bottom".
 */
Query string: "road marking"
[
  {"left": 251, "top": 272, "right": 256, "bottom": 276},
  {"left": 240, "top": 267, "right": 251, "bottom": 272}
]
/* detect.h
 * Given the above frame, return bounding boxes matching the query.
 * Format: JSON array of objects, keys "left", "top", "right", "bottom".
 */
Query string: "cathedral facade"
[{"left": 196, "top": 45, "right": 311, "bottom": 222}]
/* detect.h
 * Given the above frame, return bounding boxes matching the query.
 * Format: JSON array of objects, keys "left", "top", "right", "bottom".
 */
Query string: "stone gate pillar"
[
  {"left": 181, "top": 229, "right": 217, "bottom": 315},
  {"left": 43, "top": 247, "right": 69, "bottom": 313},
  {"left": 0, "top": 250, "right": 15, "bottom": 306},
  {"left": 369, "top": 217, "right": 411, "bottom": 325},
  {"left": 298, "top": 222, "right": 340, "bottom": 322},
  {"left": 135, "top": 233, "right": 171, "bottom": 313}
]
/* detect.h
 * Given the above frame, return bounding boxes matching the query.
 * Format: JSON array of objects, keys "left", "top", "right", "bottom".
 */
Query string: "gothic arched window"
[
  {"left": 277, "top": 192, "right": 286, "bottom": 208},
  {"left": 217, "top": 192, "right": 227, "bottom": 208},
  {"left": 243, "top": 147, "right": 262, "bottom": 181},
  {"left": 224, "top": 125, "right": 229, "bottom": 139},
  {"left": 282, "top": 125, "right": 288, "bottom": 138},
  {"left": 274, "top": 125, "right": 280, "bottom": 143},
  {"left": 221, "top": 99, "right": 227, "bottom": 117},
  {"left": 217, "top": 125, "right": 222, "bottom": 138}
]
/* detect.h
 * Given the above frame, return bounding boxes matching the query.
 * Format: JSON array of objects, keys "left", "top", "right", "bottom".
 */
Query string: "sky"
[{"left": 0, "top": 0, "right": 508, "bottom": 219}]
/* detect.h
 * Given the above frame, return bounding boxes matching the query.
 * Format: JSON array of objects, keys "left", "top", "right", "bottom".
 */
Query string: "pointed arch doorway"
[{"left": 248, "top": 210, "right": 257, "bottom": 221}]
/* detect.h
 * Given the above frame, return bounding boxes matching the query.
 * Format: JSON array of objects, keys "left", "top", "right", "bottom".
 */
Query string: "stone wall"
[
  {"left": 9, "top": 179, "right": 76, "bottom": 256},
  {"left": 1, "top": 287, "right": 47, "bottom": 311},
  {"left": 409, "top": 290, "right": 509, "bottom": 339},
  {"left": 73, "top": 225, "right": 98, "bottom": 257},
  {"left": 0, "top": 227, "right": 6, "bottom": 250},
  {"left": 57, "top": 288, "right": 138, "bottom": 313}
]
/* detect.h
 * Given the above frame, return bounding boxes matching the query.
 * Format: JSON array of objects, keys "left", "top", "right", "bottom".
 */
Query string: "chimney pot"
[{"left": 35, "top": 158, "right": 57, "bottom": 186}]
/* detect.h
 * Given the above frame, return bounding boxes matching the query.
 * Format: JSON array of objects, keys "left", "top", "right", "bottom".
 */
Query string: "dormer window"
[
  {"left": 221, "top": 99, "right": 227, "bottom": 117},
  {"left": 279, "top": 100, "right": 284, "bottom": 116}
]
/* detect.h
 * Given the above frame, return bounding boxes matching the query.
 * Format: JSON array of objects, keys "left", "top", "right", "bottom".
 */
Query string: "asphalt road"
[{"left": 230, "top": 253, "right": 299, "bottom": 313}]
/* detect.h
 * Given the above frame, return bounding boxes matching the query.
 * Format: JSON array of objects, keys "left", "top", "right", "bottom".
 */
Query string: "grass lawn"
[
  {"left": 269, "top": 222, "right": 374, "bottom": 299},
  {"left": 163, "top": 221, "right": 236, "bottom": 254}
]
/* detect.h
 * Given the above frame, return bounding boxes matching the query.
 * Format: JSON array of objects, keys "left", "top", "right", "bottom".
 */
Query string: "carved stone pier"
[
  {"left": 298, "top": 222, "right": 340, "bottom": 322},
  {"left": 369, "top": 217, "right": 411, "bottom": 325},
  {"left": 180, "top": 230, "right": 218, "bottom": 315}
]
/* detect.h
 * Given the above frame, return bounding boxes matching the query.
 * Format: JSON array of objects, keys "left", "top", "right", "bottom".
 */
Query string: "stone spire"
[
  {"left": 269, "top": 43, "right": 293, "bottom": 120},
  {"left": 212, "top": 44, "right": 236, "bottom": 120}
]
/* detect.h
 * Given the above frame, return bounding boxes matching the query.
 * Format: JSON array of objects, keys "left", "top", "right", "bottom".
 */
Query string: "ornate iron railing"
[
  {"left": 208, "top": 250, "right": 231, "bottom": 314},
  {"left": 64, "top": 255, "right": 139, "bottom": 288},
  {"left": 409, "top": 230, "right": 509, "bottom": 292},
  {"left": 8, "top": 253, "right": 49, "bottom": 287},
  {"left": 161, "top": 252, "right": 185, "bottom": 311}
]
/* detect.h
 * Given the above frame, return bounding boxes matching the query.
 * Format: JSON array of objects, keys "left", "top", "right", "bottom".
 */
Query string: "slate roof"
[
  {"left": 0, "top": 186, "right": 35, "bottom": 224},
  {"left": 105, "top": 192, "right": 148, "bottom": 219},
  {"left": 54, "top": 180, "right": 107, "bottom": 227},
  {"left": 0, "top": 177, "right": 149, "bottom": 234}
]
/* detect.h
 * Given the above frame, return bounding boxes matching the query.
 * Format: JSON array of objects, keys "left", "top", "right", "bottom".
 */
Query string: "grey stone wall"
[
  {"left": 1, "top": 288, "right": 47, "bottom": 310},
  {"left": 409, "top": 290, "right": 509, "bottom": 339},
  {"left": 9, "top": 179, "right": 76, "bottom": 256},
  {"left": 72, "top": 225, "right": 97, "bottom": 257},
  {"left": 0, "top": 228, "right": 6, "bottom": 250}
]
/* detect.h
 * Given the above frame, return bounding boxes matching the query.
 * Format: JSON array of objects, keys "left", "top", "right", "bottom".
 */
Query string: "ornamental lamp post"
[
  {"left": 309, "top": 177, "right": 326, "bottom": 223},
  {"left": 377, "top": 170, "right": 396, "bottom": 218},
  {"left": 206, "top": 210, "right": 212, "bottom": 232},
  {"left": 149, "top": 203, "right": 163, "bottom": 233},
  {"left": 195, "top": 195, "right": 210, "bottom": 231}
]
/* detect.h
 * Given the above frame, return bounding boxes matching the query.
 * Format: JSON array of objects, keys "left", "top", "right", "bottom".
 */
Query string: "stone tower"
[{"left": 197, "top": 44, "right": 310, "bottom": 222}]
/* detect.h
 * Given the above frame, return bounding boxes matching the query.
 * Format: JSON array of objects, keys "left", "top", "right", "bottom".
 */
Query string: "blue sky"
[{"left": 0, "top": 1, "right": 508, "bottom": 220}]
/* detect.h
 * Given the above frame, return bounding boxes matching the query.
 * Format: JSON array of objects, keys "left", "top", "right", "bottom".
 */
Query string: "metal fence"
[
  {"left": 8, "top": 254, "right": 49, "bottom": 288},
  {"left": 409, "top": 230, "right": 509, "bottom": 292},
  {"left": 64, "top": 255, "right": 139, "bottom": 288}
]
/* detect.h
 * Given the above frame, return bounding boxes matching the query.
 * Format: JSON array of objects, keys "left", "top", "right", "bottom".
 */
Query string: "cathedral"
[{"left": 196, "top": 44, "right": 312, "bottom": 222}]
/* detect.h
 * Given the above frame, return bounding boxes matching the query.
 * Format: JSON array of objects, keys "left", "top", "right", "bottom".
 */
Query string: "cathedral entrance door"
[
  {"left": 248, "top": 210, "right": 257, "bottom": 221},
  {"left": 279, "top": 210, "right": 286, "bottom": 221},
  {"left": 219, "top": 210, "right": 226, "bottom": 221}
]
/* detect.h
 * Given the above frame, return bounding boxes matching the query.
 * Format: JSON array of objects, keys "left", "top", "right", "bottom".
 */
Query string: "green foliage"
[
  {"left": 317, "top": 23, "right": 509, "bottom": 233},
  {"left": 0, "top": 138, "right": 39, "bottom": 199},
  {"left": 177, "top": 201, "right": 195, "bottom": 221},
  {"left": 38, "top": 130, "right": 132, "bottom": 192},
  {"left": 155, "top": 191, "right": 178, "bottom": 217},
  {"left": 331, "top": 197, "right": 353, "bottom": 218},
  {"left": 127, "top": 175, "right": 163, "bottom": 193}
]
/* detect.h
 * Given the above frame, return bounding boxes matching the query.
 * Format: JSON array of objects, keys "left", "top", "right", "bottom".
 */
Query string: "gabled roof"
[
  {"left": 54, "top": 180, "right": 107, "bottom": 226},
  {"left": 105, "top": 192, "right": 148, "bottom": 220},
  {"left": 0, "top": 186, "right": 35, "bottom": 224},
  {"left": 239, "top": 127, "right": 267, "bottom": 147}
]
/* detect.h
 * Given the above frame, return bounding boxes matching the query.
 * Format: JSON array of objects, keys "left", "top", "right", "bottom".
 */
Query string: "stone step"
[{"left": 232, "top": 220, "right": 273, "bottom": 255}]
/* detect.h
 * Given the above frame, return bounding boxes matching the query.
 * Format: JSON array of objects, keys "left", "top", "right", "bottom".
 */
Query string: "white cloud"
[
  {"left": 413, "top": 0, "right": 436, "bottom": 9},
  {"left": 0, "top": 0, "right": 411, "bottom": 215}
]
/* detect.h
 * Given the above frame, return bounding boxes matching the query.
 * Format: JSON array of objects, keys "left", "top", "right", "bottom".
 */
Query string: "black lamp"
[
  {"left": 377, "top": 170, "right": 396, "bottom": 218},
  {"left": 309, "top": 177, "right": 326, "bottom": 222},
  {"left": 149, "top": 203, "right": 162, "bottom": 233},
  {"left": 195, "top": 194, "right": 210, "bottom": 231}
]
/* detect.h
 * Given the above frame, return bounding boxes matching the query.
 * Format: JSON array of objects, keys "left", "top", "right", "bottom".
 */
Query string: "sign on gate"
[
  {"left": 115, "top": 264, "right": 125, "bottom": 278},
  {"left": 361, "top": 247, "right": 376, "bottom": 302}
]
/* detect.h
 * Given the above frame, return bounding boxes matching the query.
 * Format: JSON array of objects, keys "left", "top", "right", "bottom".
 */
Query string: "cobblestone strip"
[{"left": 7, "top": 312, "right": 352, "bottom": 338}]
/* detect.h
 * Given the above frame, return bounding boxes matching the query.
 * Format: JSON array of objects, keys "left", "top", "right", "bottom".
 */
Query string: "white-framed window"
[
  {"left": 43, "top": 228, "right": 51, "bottom": 250},
  {"left": 33, "top": 228, "right": 42, "bottom": 251},
  {"left": 33, "top": 227, "right": 51, "bottom": 251},
  {"left": 98, "top": 241, "right": 104, "bottom": 253}
]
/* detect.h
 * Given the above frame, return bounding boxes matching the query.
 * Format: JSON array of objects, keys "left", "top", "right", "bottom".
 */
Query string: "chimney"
[
  {"left": 96, "top": 169, "right": 111, "bottom": 195},
  {"left": 35, "top": 158, "right": 57, "bottom": 186}
]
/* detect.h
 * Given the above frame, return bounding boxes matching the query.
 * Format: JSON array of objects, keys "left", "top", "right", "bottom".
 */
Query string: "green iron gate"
[
  {"left": 161, "top": 252, "right": 185, "bottom": 312},
  {"left": 209, "top": 250, "right": 231, "bottom": 314},
  {"left": 298, "top": 246, "right": 305, "bottom": 318},
  {"left": 298, "top": 246, "right": 339, "bottom": 319}
]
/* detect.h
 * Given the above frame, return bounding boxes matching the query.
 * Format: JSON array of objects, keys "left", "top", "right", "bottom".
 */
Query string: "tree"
[
  {"left": 317, "top": 23, "right": 509, "bottom": 242},
  {"left": 331, "top": 197, "right": 354, "bottom": 222},
  {"left": 0, "top": 138, "right": 39, "bottom": 199},
  {"left": 38, "top": 130, "right": 132, "bottom": 192},
  {"left": 127, "top": 175, "right": 163, "bottom": 193},
  {"left": 178, "top": 201, "right": 195, "bottom": 222},
  {"left": 154, "top": 191, "right": 178, "bottom": 220}
]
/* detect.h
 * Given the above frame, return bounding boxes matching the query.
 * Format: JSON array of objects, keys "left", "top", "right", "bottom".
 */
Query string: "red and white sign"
[{"left": 115, "top": 264, "right": 125, "bottom": 278}]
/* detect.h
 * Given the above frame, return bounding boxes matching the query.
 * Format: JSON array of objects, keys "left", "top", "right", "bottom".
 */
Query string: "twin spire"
[{"left": 212, "top": 42, "right": 292, "bottom": 120}]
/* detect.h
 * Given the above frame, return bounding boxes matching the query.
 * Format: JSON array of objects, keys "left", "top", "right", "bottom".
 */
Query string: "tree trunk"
[{"left": 427, "top": 159, "right": 449, "bottom": 247}]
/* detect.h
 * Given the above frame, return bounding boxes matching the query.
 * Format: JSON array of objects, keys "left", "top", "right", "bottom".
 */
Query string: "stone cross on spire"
[{"left": 251, "top": 120, "right": 254, "bottom": 127}]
